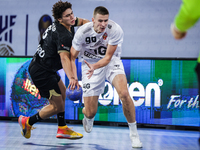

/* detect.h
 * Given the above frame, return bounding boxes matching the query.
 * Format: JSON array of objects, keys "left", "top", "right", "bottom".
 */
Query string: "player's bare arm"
[
  {"left": 77, "top": 17, "right": 90, "bottom": 26},
  {"left": 59, "top": 51, "right": 77, "bottom": 89},
  {"left": 85, "top": 44, "right": 118, "bottom": 79},
  {"left": 70, "top": 46, "right": 80, "bottom": 89}
]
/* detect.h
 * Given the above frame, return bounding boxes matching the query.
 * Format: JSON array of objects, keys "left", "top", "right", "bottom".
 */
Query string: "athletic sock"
[
  {"left": 57, "top": 112, "right": 66, "bottom": 126},
  {"left": 128, "top": 121, "right": 139, "bottom": 136},
  {"left": 28, "top": 112, "right": 43, "bottom": 126}
]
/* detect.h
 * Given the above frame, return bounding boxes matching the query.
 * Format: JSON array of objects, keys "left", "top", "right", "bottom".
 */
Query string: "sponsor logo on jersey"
[
  {"left": 114, "top": 64, "right": 120, "bottom": 68},
  {"left": 36, "top": 44, "right": 45, "bottom": 58},
  {"left": 113, "top": 64, "right": 121, "bottom": 70},
  {"left": 61, "top": 44, "right": 70, "bottom": 51},
  {"left": 103, "top": 32, "right": 107, "bottom": 40},
  {"left": 83, "top": 83, "right": 90, "bottom": 89},
  {"left": 108, "top": 24, "right": 112, "bottom": 29},
  {"left": 84, "top": 51, "right": 102, "bottom": 59}
]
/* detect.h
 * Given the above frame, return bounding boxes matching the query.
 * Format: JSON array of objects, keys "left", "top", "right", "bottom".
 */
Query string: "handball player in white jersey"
[{"left": 70, "top": 6, "right": 142, "bottom": 148}]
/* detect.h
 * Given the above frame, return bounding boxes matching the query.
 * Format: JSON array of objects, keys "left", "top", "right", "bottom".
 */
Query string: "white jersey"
[{"left": 72, "top": 20, "right": 123, "bottom": 62}]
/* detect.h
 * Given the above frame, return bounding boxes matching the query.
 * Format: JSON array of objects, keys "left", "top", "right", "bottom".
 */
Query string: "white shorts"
[{"left": 81, "top": 57, "right": 125, "bottom": 97}]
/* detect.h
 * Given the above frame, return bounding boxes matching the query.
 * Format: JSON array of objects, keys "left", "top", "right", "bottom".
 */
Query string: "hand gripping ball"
[{"left": 66, "top": 86, "right": 83, "bottom": 101}]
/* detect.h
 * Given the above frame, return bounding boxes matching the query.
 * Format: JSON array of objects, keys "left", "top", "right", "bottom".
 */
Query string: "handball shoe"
[
  {"left": 130, "top": 133, "right": 143, "bottom": 148},
  {"left": 18, "top": 115, "right": 35, "bottom": 139},
  {"left": 82, "top": 115, "right": 94, "bottom": 133},
  {"left": 56, "top": 125, "right": 83, "bottom": 139}
]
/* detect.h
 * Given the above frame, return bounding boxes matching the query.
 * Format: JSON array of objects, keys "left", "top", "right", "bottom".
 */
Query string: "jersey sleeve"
[
  {"left": 174, "top": 0, "right": 200, "bottom": 32},
  {"left": 72, "top": 27, "right": 84, "bottom": 51},
  {"left": 52, "top": 22, "right": 73, "bottom": 53},
  {"left": 108, "top": 24, "right": 124, "bottom": 46},
  {"left": 56, "top": 31, "right": 71, "bottom": 53}
]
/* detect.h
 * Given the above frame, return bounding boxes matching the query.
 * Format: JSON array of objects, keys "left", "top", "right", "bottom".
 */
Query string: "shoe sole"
[
  {"left": 56, "top": 134, "right": 83, "bottom": 140},
  {"left": 132, "top": 145, "right": 143, "bottom": 148},
  {"left": 132, "top": 142, "right": 143, "bottom": 148}
]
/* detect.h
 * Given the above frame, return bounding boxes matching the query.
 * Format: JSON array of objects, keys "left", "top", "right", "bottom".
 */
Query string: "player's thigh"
[{"left": 112, "top": 74, "right": 129, "bottom": 95}]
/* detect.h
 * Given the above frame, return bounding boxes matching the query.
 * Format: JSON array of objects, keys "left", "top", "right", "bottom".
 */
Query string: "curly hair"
[{"left": 52, "top": 1, "right": 72, "bottom": 21}]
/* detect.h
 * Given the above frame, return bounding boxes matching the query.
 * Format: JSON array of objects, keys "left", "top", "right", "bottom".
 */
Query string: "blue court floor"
[{"left": 0, "top": 120, "right": 199, "bottom": 150}]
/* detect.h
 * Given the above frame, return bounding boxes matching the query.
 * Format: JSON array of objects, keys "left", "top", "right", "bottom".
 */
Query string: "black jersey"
[{"left": 33, "top": 18, "right": 78, "bottom": 72}]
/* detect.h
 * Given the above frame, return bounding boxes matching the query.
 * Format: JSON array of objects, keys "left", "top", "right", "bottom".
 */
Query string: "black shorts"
[{"left": 28, "top": 61, "right": 61, "bottom": 99}]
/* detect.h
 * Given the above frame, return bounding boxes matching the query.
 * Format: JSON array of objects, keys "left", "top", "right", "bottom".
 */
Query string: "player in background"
[
  {"left": 18, "top": 1, "right": 89, "bottom": 139},
  {"left": 170, "top": 0, "right": 200, "bottom": 144},
  {"left": 69, "top": 6, "right": 142, "bottom": 148}
]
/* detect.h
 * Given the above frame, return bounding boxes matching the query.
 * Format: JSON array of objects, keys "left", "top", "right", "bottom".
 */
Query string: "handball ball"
[{"left": 66, "top": 86, "right": 83, "bottom": 101}]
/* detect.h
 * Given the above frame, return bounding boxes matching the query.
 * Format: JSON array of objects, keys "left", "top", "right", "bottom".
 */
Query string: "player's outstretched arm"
[{"left": 77, "top": 17, "right": 90, "bottom": 26}]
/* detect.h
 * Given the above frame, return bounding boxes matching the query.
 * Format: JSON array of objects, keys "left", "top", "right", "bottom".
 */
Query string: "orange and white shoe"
[
  {"left": 18, "top": 115, "right": 35, "bottom": 139},
  {"left": 56, "top": 125, "right": 83, "bottom": 139}
]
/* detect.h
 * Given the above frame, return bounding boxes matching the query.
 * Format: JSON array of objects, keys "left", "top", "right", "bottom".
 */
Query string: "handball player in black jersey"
[{"left": 18, "top": 1, "right": 89, "bottom": 139}]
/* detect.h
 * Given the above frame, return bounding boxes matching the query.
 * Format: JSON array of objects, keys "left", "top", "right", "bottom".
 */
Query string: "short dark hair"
[
  {"left": 93, "top": 6, "right": 109, "bottom": 18},
  {"left": 52, "top": 1, "right": 72, "bottom": 21}
]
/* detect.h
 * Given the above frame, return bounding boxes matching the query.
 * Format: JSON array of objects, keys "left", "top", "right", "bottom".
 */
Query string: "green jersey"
[
  {"left": 175, "top": 0, "right": 200, "bottom": 62},
  {"left": 175, "top": 0, "right": 200, "bottom": 32}
]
